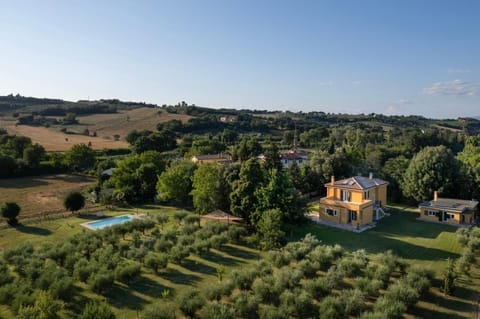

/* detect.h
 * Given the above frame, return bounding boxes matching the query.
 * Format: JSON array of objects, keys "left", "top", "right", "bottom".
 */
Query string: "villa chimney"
[
  {"left": 369, "top": 172, "right": 373, "bottom": 179},
  {"left": 434, "top": 191, "right": 438, "bottom": 202},
  {"left": 331, "top": 176, "right": 335, "bottom": 186}
]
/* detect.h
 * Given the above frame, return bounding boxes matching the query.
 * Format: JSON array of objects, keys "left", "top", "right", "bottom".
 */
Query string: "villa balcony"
[{"left": 320, "top": 197, "right": 373, "bottom": 210}]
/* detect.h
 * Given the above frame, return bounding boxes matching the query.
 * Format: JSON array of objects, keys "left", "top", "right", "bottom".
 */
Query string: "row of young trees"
[
  {"left": 0, "top": 212, "right": 244, "bottom": 318},
  {"left": 141, "top": 234, "right": 434, "bottom": 319}
]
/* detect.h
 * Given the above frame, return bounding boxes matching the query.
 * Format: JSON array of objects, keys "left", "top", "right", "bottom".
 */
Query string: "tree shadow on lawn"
[
  {"left": 220, "top": 244, "right": 259, "bottom": 260},
  {"left": 201, "top": 250, "right": 241, "bottom": 266},
  {"left": 162, "top": 267, "right": 202, "bottom": 285},
  {"left": 409, "top": 287, "right": 474, "bottom": 319},
  {"left": 0, "top": 177, "right": 49, "bottom": 188},
  {"left": 297, "top": 223, "right": 459, "bottom": 261},
  {"left": 15, "top": 224, "right": 52, "bottom": 236},
  {"left": 375, "top": 210, "right": 458, "bottom": 239},
  {"left": 129, "top": 275, "right": 173, "bottom": 299},
  {"left": 181, "top": 258, "right": 217, "bottom": 276},
  {"left": 105, "top": 282, "right": 149, "bottom": 311}
]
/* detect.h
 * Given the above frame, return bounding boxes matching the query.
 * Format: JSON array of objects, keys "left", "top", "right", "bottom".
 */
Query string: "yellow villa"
[
  {"left": 318, "top": 174, "right": 389, "bottom": 228},
  {"left": 419, "top": 191, "right": 478, "bottom": 225}
]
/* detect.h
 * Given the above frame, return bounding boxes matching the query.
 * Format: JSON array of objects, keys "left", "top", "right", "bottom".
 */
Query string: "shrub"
[
  {"left": 304, "top": 277, "right": 333, "bottom": 299},
  {"left": 341, "top": 288, "right": 366, "bottom": 315},
  {"left": 318, "top": 296, "right": 345, "bottom": 319},
  {"left": 49, "top": 276, "right": 75, "bottom": 300},
  {"left": 154, "top": 238, "right": 174, "bottom": 253},
  {"left": 279, "top": 289, "right": 316, "bottom": 318},
  {"left": 115, "top": 262, "right": 142, "bottom": 284},
  {"left": 200, "top": 301, "right": 235, "bottom": 319},
  {"left": 338, "top": 256, "right": 365, "bottom": 277},
  {"left": 385, "top": 280, "right": 420, "bottom": 306},
  {"left": 169, "top": 246, "right": 189, "bottom": 264},
  {"left": 258, "top": 304, "right": 288, "bottom": 319},
  {"left": 378, "top": 250, "right": 401, "bottom": 272},
  {"left": 173, "top": 211, "right": 188, "bottom": 224},
  {"left": 226, "top": 225, "right": 247, "bottom": 243},
  {"left": 273, "top": 266, "right": 303, "bottom": 291},
  {"left": 404, "top": 266, "right": 432, "bottom": 294},
  {"left": 177, "top": 288, "right": 205, "bottom": 318},
  {"left": 88, "top": 271, "right": 114, "bottom": 294},
  {"left": 296, "top": 259, "right": 320, "bottom": 278},
  {"left": 252, "top": 276, "right": 277, "bottom": 304},
  {"left": 354, "top": 277, "right": 383, "bottom": 297},
  {"left": 80, "top": 301, "right": 116, "bottom": 319},
  {"left": 372, "top": 296, "right": 407, "bottom": 319},
  {"left": 145, "top": 253, "right": 169, "bottom": 274},
  {"left": 232, "top": 290, "right": 259, "bottom": 319},
  {"left": 365, "top": 264, "right": 391, "bottom": 285},
  {"left": 231, "top": 268, "right": 259, "bottom": 290},
  {"left": 142, "top": 302, "right": 176, "bottom": 319},
  {"left": 205, "top": 279, "right": 235, "bottom": 301},
  {"left": 184, "top": 215, "right": 200, "bottom": 225}
]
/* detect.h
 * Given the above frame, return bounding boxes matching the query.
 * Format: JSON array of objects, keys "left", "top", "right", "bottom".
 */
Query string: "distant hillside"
[{"left": 0, "top": 94, "right": 158, "bottom": 115}]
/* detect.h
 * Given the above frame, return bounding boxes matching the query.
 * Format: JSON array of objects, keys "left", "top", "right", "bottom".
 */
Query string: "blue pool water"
[{"left": 86, "top": 215, "right": 133, "bottom": 229}]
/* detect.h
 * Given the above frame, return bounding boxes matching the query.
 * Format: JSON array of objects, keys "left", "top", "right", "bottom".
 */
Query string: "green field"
[{"left": 0, "top": 205, "right": 478, "bottom": 318}]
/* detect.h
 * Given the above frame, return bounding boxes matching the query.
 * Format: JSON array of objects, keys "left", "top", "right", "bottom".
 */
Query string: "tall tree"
[
  {"left": 190, "top": 164, "right": 224, "bottom": 214},
  {"left": 109, "top": 151, "right": 165, "bottom": 203},
  {"left": 230, "top": 159, "right": 266, "bottom": 222},
  {"left": 65, "top": 144, "right": 96, "bottom": 170},
  {"left": 0, "top": 202, "right": 21, "bottom": 225},
  {"left": 157, "top": 160, "right": 197, "bottom": 203},
  {"left": 402, "top": 146, "right": 460, "bottom": 202},
  {"left": 263, "top": 143, "right": 282, "bottom": 171},
  {"left": 23, "top": 143, "right": 46, "bottom": 168},
  {"left": 63, "top": 192, "right": 85, "bottom": 214},
  {"left": 253, "top": 169, "right": 307, "bottom": 225}
]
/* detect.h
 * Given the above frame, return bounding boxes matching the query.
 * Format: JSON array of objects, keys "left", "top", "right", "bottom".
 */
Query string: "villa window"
[
  {"left": 342, "top": 190, "right": 351, "bottom": 202},
  {"left": 325, "top": 208, "right": 337, "bottom": 216},
  {"left": 426, "top": 210, "right": 436, "bottom": 216},
  {"left": 446, "top": 213, "right": 455, "bottom": 219},
  {"left": 364, "top": 191, "right": 369, "bottom": 200}
]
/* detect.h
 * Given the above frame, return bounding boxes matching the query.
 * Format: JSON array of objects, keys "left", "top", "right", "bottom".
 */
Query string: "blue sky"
[{"left": 1, "top": 0, "right": 479, "bottom": 118}]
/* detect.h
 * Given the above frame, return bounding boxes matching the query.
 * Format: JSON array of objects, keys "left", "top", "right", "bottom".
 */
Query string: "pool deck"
[{"left": 80, "top": 213, "right": 143, "bottom": 230}]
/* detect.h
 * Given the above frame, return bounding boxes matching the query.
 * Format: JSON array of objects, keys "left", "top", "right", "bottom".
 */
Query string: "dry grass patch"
[
  {"left": 0, "top": 174, "right": 95, "bottom": 218},
  {"left": 0, "top": 118, "right": 128, "bottom": 151}
]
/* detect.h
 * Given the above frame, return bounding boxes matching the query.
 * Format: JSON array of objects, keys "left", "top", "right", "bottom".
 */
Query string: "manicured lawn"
[{"left": 295, "top": 207, "right": 480, "bottom": 319}]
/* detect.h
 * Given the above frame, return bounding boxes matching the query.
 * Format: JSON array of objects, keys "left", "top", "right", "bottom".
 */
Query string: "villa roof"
[
  {"left": 326, "top": 176, "right": 389, "bottom": 190},
  {"left": 279, "top": 149, "right": 308, "bottom": 160},
  {"left": 192, "top": 154, "right": 231, "bottom": 161},
  {"left": 419, "top": 198, "right": 478, "bottom": 213}
]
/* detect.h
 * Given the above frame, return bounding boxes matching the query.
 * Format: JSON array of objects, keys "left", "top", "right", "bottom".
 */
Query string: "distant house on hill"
[
  {"left": 318, "top": 174, "right": 389, "bottom": 228},
  {"left": 279, "top": 149, "right": 308, "bottom": 167},
  {"left": 219, "top": 116, "right": 237, "bottom": 123},
  {"left": 419, "top": 191, "right": 478, "bottom": 225},
  {"left": 191, "top": 154, "right": 232, "bottom": 164}
]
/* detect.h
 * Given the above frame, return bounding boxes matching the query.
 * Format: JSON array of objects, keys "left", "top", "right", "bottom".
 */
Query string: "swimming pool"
[{"left": 83, "top": 215, "right": 134, "bottom": 230}]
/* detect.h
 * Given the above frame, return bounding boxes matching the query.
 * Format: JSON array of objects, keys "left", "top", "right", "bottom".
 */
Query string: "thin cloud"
[
  {"left": 395, "top": 99, "right": 413, "bottom": 105},
  {"left": 448, "top": 68, "right": 471, "bottom": 74},
  {"left": 423, "top": 79, "right": 480, "bottom": 96}
]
